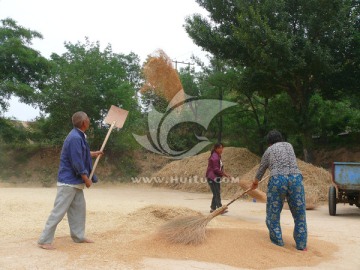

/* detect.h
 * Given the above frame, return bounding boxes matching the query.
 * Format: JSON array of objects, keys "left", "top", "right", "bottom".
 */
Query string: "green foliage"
[
  {"left": 268, "top": 93, "right": 360, "bottom": 137},
  {"left": 140, "top": 90, "right": 169, "bottom": 113},
  {"left": 179, "top": 68, "right": 201, "bottom": 97},
  {"left": 0, "top": 118, "right": 29, "bottom": 143},
  {"left": 25, "top": 115, "right": 67, "bottom": 145},
  {"left": 310, "top": 95, "right": 360, "bottom": 136},
  {"left": 186, "top": 0, "right": 359, "bottom": 160},
  {"left": 37, "top": 38, "right": 142, "bottom": 145},
  {"left": 0, "top": 18, "right": 49, "bottom": 112},
  {"left": 186, "top": 57, "right": 270, "bottom": 153},
  {"left": 1, "top": 8, "right": 360, "bottom": 184}
]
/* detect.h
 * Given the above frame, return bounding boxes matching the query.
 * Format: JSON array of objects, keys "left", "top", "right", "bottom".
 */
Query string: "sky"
[{"left": 0, "top": 0, "right": 209, "bottom": 121}]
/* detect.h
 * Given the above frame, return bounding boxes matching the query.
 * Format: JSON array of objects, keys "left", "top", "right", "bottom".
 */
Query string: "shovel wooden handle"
[
  {"left": 89, "top": 121, "right": 116, "bottom": 181},
  {"left": 225, "top": 175, "right": 270, "bottom": 207}
]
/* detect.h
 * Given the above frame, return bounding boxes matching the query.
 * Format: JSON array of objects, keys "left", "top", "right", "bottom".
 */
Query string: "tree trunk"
[
  {"left": 288, "top": 83, "right": 314, "bottom": 163},
  {"left": 218, "top": 88, "right": 223, "bottom": 143},
  {"left": 258, "top": 97, "right": 269, "bottom": 154},
  {"left": 301, "top": 130, "right": 314, "bottom": 163}
]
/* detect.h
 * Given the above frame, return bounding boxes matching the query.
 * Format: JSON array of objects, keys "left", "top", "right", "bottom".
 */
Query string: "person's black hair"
[
  {"left": 266, "top": 130, "right": 283, "bottom": 145},
  {"left": 210, "top": 142, "right": 224, "bottom": 157}
]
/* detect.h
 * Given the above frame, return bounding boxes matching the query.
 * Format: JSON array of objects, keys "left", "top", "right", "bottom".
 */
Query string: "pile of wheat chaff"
[
  {"left": 126, "top": 205, "right": 202, "bottom": 233},
  {"left": 128, "top": 205, "right": 201, "bottom": 223},
  {"left": 226, "top": 159, "right": 332, "bottom": 209},
  {"left": 152, "top": 147, "right": 260, "bottom": 193},
  {"left": 153, "top": 146, "right": 331, "bottom": 209}
]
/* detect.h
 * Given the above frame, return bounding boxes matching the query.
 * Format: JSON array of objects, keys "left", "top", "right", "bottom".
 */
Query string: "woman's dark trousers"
[{"left": 207, "top": 178, "right": 222, "bottom": 210}]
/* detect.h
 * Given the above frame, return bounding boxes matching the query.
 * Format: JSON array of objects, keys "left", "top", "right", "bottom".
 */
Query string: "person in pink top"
[{"left": 206, "top": 143, "right": 231, "bottom": 213}]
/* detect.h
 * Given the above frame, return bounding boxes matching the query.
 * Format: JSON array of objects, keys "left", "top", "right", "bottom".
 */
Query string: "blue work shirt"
[{"left": 58, "top": 128, "right": 98, "bottom": 184}]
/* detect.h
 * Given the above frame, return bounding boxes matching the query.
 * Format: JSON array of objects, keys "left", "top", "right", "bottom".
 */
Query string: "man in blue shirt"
[{"left": 38, "top": 111, "right": 103, "bottom": 250}]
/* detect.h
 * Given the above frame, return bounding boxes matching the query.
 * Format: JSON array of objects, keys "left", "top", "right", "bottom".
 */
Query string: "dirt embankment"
[
  {"left": 313, "top": 147, "right": 360, "bottom": 168},
  {"left": 0, "top": 147, "right": 171, "bottom": 185},
  {"left": 0, "top": 145, "right": 357, "bottom": 194}
]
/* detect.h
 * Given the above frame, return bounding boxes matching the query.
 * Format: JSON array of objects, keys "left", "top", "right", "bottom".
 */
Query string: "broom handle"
[
  {"left": 225, "top": 175, "right": 270, "bottom": 207},
  {"left": 89, "top": 121, "right": 116, "bottom": 181}
]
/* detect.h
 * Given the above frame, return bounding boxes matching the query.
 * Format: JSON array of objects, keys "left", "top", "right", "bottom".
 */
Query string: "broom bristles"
[
  {"left": 210, "top": 205, "right": 228, "bottom": 218},
  {"left": 157, "top": 206, "right": 228, "bottom": 245}
]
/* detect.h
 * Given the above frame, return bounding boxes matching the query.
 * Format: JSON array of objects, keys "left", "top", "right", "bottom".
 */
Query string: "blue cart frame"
[{"left": 329, "top": 162, "right": 360, "bottom": 215}]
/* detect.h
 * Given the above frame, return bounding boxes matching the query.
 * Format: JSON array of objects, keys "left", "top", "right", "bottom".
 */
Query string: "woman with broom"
[
  {"left": 206, "top": 143, "right": 231, "bottom": 213},
  {"left": 251, "top": 130, "right": 307, "bottom": 251}
]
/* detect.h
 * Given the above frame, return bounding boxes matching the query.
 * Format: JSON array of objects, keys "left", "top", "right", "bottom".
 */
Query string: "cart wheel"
[{"left": 329, "top": 186, "right": 337, "bottom": 216}]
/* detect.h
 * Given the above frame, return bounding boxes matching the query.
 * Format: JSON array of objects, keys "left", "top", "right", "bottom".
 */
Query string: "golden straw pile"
[
  {"left": 152, "top": 147, "right": 260, "bottom": 192},
  {"left": 226, "top": 159, "right": 332, "bottom": 209},
  {"left": 152, "top": 147, "right": 332, "bottom": 208}
]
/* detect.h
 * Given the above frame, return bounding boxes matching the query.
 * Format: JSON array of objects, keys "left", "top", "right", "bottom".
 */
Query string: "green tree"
[
  {"left": 185, "top": 0, "right": 359, "bottom": 162},
  {"left": 191, "top": 57, "right": 270, "bottom": 153},
  {"left": 0, "top": 118, "right": 28, "bottom": 143},
  {"left": 38, "top": 38, "right": 141, "bottom": 145},
  {"left": 0, "top": 18, "right": 49, "bottom": 111}
]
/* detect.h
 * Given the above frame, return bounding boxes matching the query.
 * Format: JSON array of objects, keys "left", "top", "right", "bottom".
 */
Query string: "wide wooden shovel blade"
[{"left": 104, "top": 105, "right": 129, "bottom": 128}]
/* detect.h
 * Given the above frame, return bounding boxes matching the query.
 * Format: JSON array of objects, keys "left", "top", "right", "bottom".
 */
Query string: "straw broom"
[{"left": 158, "top": 176, "right": 269, "bottom": 245}]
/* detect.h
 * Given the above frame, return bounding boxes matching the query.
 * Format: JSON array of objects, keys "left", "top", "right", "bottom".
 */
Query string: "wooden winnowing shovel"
[{"left": 89, "top": 105, "right": 129, "bottom": 181}]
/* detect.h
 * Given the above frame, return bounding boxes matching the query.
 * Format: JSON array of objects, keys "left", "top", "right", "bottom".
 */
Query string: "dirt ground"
[{"left": 0, "top": 183, "right": 359, "bottom": 270}]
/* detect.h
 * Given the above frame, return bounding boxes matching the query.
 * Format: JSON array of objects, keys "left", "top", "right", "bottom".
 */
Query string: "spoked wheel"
[{"left": 329, "top": 186, "right": 337, "bottom": 216}]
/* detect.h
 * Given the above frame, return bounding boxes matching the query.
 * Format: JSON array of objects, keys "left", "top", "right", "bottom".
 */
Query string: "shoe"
[{"left": 210, "top": 209, "right": 215, "bottom": 213}]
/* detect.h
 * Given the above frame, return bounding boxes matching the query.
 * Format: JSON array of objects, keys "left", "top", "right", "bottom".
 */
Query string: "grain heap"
[
  {"left": 227, "top": 159, "right": 332, "bottom": 209},
  {"left": 127, "top": 205, "right": 202, "bottom": 230},
  {"left": 152, "top": 147, "right": 332, "bottom": 207},
  {"left": 152, "top": 147, "right": 260, "bottom": 193}
]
